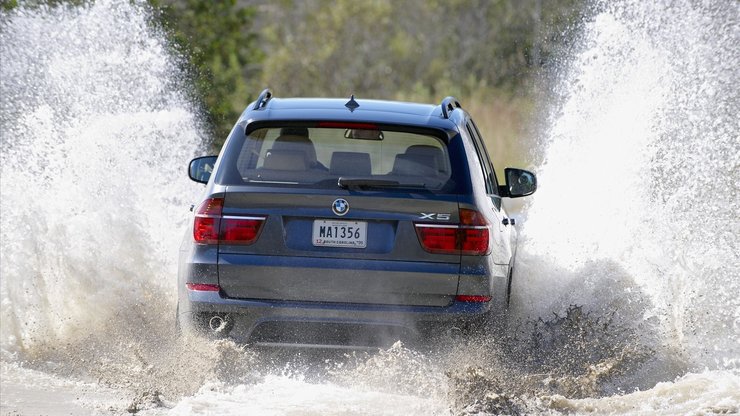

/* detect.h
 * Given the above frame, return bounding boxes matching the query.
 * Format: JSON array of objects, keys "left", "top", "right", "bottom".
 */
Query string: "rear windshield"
[{"left": 223, "top": 126, "right": 453, "bottom": 191}]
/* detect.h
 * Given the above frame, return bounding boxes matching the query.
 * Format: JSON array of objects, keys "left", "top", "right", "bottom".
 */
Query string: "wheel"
[
  {"left": 175, "top": 302, "right": 182, "bottom": 335},
  {"left": 506, "top": 266, "right": 513, "bottom": 307}
]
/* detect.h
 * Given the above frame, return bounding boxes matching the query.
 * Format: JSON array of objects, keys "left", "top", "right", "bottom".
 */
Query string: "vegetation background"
[{"left": 2, "top": 0, "right": 587, "bottom": 171}]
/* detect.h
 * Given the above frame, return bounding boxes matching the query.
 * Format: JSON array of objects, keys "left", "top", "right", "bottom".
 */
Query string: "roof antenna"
[{"left": 344, "top": 94, "right": 359, "bottom": 112}]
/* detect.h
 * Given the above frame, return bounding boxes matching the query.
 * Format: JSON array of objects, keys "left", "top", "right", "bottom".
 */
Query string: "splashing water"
[
  {"left": 0, "top": 1, "right": 205, "bottom": 357},
  {"left": 1, "top": 0, "right": 739, "bottom": 415},
  {"left": 446, "top": 1, "right": 740, "bottom": 412},
  {"left": 515, "top": 0, "right": 739, "bottom": 374}
]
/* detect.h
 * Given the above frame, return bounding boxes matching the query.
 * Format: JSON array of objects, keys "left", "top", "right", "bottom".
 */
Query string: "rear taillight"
[
  {"left": 415, "top": 225, "right": 458, "bottom": 253},
  {"left": 186, "top": 283, "right": 220, "bottom": 292},
  {"left": 220, "top": 216, "right": 265, "bottom": 244},
  {"left": 415, "top": 208, "right": 490, "bottom": 255},
  {"left": 193, "top": 197, "right": 266, "bottom": 245},
  {"left": 194, "top": 198, "right": 223, "bottom": 244},
  {"left": 455, "top": 294, "right": 492, "bottom": 303},
  {"left": 459, "top": 208, "right": 489, "bottom": 254}
]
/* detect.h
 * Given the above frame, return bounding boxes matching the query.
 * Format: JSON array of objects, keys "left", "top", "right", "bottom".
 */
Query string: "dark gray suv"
[{"left": 178, "top": 90, "right": 536, "bottom": 348}]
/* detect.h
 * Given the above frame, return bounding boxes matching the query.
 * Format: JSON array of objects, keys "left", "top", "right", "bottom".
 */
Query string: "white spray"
[
  {"left": 0, "top": 1, "right": 738, "bottom": 413},
  {"left": 513, "top": 0, "right": 739, "bottom": 373},
  {"left": 0, "top": 0, "right": 205, "bottom": 359}
]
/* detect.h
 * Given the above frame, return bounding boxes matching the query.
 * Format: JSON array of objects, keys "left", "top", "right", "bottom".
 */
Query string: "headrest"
[
  {"left": 330, "top": 152, "right": 371, "bottom": 176},
  {"left": 404, "top": 145, "right": 444, "bottom": 171},
  {"left": 280, "top": 127, "right": 309, "bottom": 137},
  {"left": 262, "top": 149, "right": 308, "bottom": 171},
  {"left": 272, "top": 134, "right": 317, "bottom": 164},
  {"left": 392, "top": 153, "right": 437, "bottom": 177}
]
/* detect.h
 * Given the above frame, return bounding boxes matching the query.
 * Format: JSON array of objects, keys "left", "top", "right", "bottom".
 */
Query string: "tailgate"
[{"left": 217, "top": 190, "right": 461, "bottom": 306}]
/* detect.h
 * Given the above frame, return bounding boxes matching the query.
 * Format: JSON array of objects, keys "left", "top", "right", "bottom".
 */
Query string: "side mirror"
[
  {"left": 189, "top": 156, "right": 217, "bottom": 184},
  {"left": 501, "top": 168, "right": 537, "bottom": 198}
]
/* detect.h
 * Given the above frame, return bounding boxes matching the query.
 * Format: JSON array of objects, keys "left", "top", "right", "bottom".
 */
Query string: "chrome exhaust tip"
[
  {"left": 447, "top": 326, "right": 463, "bottom": 340},
  {"left": 208, "top": 315, "right": 229, "bottom": 333}
]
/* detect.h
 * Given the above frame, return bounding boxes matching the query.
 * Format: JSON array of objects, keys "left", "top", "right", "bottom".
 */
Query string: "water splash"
[
  {"left": 432, "top": 0, "right": 738, "bottom": 411},
  {"left": 0, "top": 0, "right": 205, "bottom": 358},
  {"left": 1, "top": 0, "right": 738, "bottom": 414},
  {"left": 514, "top": 0, "right": 739, "bottom": 374}
]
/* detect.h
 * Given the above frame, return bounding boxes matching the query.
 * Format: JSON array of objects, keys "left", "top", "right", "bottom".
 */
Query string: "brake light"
[
  {"left": 414, "top": 208, "right": 490, "bottom": 255},
  {"left": 194, "top": 198, "right": 223, "bottom": 244},
  {"left": 193, "top": 197, "right": 266, "bottom": 245},
  {"left": 415, "top": 225, "right": 458, "bottom": 253},
  {"left": 455, "top": 295, "right": 492, "bottom": 303},
  {"left": 459, "top": 208, "right": 486, "bottom": 225},
  {"left": 186, "top": 283, "right": 220, "bottom": 292},
  {"left": 221, "top": 216, "right": 265, "bottom": 244},
  {"left": 317, "top": 121, "right": 379, "bottom": 129},
  {"left": 459, "top": 208, "right": 489, "bottom": 255}
]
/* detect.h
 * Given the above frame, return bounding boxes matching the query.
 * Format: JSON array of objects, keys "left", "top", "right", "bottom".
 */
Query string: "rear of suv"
[{"left": 178, "top": 90, "right": 536, "bottom": 349}]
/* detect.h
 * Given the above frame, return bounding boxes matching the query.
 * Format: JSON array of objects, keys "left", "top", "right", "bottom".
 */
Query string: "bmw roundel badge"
[{"left": 332, "top": 198, "right": 349, "bottom": 216}]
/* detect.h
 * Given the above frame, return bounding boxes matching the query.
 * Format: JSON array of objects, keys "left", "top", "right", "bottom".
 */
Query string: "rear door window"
[
  {"left": 466, "top": 120, "right": 502, "bottom": 209},
  {"left": 227, "top": 125, "right": 453, "bottom": 191}
]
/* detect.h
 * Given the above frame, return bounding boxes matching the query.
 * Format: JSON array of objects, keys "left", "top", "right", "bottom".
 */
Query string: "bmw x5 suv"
[{"left": 178, "top": 90, "right": 536, "bottom": 349}]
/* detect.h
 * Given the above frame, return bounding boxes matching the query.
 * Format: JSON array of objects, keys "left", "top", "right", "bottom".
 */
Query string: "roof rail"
[
  {"left": 440, "top": 96, "right": 461, "bottom": 119},
  {"left": 253, "top": 88, "right": 273, "bottom": 110}
]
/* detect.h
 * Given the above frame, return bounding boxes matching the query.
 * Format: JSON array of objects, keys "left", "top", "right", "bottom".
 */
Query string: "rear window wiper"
[{"left": 337, "top": 177, "right": 426, "bottom": 190}]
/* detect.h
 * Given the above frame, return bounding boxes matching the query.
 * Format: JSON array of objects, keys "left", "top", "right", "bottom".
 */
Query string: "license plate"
[{"left": 312, "top": 220, "right": 367, "bottom": 248}]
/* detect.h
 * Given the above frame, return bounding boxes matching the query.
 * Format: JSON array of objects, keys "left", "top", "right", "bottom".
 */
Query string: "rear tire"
[
  {"left": 506, "top": 266, "right": 513, "bottom": 307},
  {"left": 175, "top": 302, "right": 182, "bottom": 335}
]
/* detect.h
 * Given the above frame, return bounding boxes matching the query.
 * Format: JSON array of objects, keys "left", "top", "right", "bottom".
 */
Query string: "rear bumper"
[
  {"left": 217, "top": 253, "right": 461, "bottom": 307},
  {"left": 179, "top": 289, "right": 493, "bottom": 348}
]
